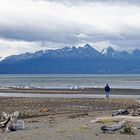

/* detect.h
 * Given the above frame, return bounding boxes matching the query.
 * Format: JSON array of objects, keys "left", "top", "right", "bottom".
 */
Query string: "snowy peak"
[
  {"left": 83, "top": 44, "right": 93, "bottom": 49},
  {"left": 82, "top": 44, "right": 101, "bottom": 56},
  {"left": 101, "top": 47, "right": 115, "bottom": 54},
  {"left": 107, "top": 47, "right": 116, "bottom": 54},
  {"left": 2, "top": 44, "right": 140, "bottom": 64},
  {"left": 101, "top": 47, "right": 118, "bottom": 57},
  {"left": 46, "top": 44, "right": 101, "bottom": 58},
  {"left": 101, "top": 48, "right": 108, "bottom": 55},
  {"left": 83, "top": 44, "right": 98, "bottom": 52}
]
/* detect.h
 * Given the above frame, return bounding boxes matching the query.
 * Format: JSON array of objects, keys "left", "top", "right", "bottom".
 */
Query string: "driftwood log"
[
  {"left": 112, "top": 109, "right": 129, "bottom": 116},
  {"left": 101, "top": 120, "right": 125, "bottom": 132},
  {"left": 0, "top": 111, "right": 19, "bottom": 132},
  {"left": 91, "top": 116, "right": 140, "bottom": 123}
]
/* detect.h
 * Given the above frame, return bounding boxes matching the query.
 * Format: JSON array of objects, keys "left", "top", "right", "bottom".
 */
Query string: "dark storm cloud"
[{"left": 0, "top": 0, "right": 140, "bottom": 57}]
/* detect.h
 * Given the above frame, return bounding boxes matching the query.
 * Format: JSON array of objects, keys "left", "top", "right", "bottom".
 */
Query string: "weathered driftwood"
[
  {"left": 5, "top": 111, "right": 19, "bottom": 132},
  {"left": 112, "top": 109, "right": 129, "bottom": 116},
  {"left": 0, "top": 111, "right": 20, "bottom": 132},
  {"left": 0, "top": 112, "right": 10, "bottom": 128},
  {"left": 1, "top": 112, "right": 10, "bottom": 120},
  {"left": 101, "top": 120, "right": 125, "bottom": 132},
  {"left": 91, "top": 116, "right": 140, "bottom": 123}
]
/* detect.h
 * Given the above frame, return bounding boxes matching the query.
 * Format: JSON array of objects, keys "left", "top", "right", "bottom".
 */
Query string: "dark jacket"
[{"left": 105, "top": 85, "right": 110, "bottom": 92}]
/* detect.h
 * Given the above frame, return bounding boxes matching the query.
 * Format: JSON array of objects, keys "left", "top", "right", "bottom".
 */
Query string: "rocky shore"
[
  {"left": 0, "top": 88, "right": 140, "bottom": 140},
  {"left": 0, "top": 97, "right": 139, "bottom": 118}
]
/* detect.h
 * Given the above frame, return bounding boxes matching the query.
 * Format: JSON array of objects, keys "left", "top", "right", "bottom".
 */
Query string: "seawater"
[{"left": 0, "top": 74, "right": 140, "bottom": 89}]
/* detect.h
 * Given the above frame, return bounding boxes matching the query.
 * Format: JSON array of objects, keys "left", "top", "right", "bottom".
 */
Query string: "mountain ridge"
[{"left": 0, "top": 44, "right": 140, "bottom": 74}]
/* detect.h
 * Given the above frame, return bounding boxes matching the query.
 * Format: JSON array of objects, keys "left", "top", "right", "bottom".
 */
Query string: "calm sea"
[{"left": 0, "top": 74, "right": 140, "bottom": 89}]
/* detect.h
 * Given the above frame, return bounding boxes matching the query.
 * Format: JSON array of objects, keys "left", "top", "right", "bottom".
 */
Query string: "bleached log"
[
  {"left": 5, "top": 111, "right": 19, "bottom": 132},
  {"left": 0, "top": 111, "right": 19, "bottom": 132},
  {"left": 0, "top": 112, "right": 11, "bottom": 128},
  {"left": 112, "top": 109, "right": 129, "bottom": 116},
  {"left": 1, "top": 112, "right": 10, "bottom": 120},
  {"left": 0, "top": 117, "right": 10, "bottom": 128},
  {"left": 101, "top": 120, "right": 125, "bottom": 132},
  {"left": 91, "top": 116, "right": 140, "bottom": 123}
]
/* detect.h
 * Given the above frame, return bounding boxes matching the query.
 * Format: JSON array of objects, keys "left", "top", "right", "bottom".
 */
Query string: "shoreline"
[{"left": 0, "top": 87, "right": 140, "bottom": 95}]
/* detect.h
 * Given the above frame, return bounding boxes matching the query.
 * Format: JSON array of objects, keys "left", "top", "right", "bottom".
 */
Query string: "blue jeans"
[{"left": 106, "top": 92, "right": 110, "bottom": 98}]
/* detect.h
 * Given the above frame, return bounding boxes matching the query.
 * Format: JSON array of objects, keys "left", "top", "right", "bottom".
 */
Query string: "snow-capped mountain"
[
  {"left": 101, "top": 47, "right": 131, "bottom": 59},
  {"left": 1, "top": 44, "right": 140, "bottom": 74},
  {"left": 3, "top": 44, "right": 101, "bottom": 63},
  {"left": 101, "top": 47, "right": 119, "bottom": 57}
]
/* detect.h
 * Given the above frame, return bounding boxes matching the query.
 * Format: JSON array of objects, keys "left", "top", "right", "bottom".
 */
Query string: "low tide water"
[{"left": 0, "top": 74, "right": 140, "bottom": 89}]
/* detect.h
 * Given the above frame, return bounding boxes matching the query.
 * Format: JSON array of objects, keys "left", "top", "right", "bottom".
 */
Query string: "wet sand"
[
  {"left": 0, "top": 88, "right": 140, "bottom": 139},
  {"left": 0, "top": 87, "right": 140, "bottom": 95}
]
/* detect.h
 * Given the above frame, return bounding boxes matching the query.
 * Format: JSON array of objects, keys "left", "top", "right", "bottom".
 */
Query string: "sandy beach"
[
  {"left": 0, "top": 88, "right": 140, "bottom": 140},
  {"left": 0, "top": 87, "right": 140, "bottom": 95}
]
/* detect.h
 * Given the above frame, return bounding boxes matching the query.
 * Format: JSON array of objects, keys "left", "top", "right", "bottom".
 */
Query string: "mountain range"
[{"left": 1, "top": 44, "right": 140, "bottom": 74}]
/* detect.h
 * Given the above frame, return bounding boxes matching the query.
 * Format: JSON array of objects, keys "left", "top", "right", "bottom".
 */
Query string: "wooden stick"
[
  {"left": 0, "top": 112, "right": 10, "bottom": 128},
  {"left": 0, "top": 111, "right": 19, "bottom": 132},
  {"left": 91, "top": 116, "right": 140, "bottom": 123},
  {"left": 101, "top": 120, "right": 125, "bottom": 131},
  {"left": 5, "top": 111, "right": 19, "bottom": 132}
]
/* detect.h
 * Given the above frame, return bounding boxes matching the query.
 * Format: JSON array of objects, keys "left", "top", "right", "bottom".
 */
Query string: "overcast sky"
[{"left": 0, "top": 0, "right": 140, "bottom": 58}]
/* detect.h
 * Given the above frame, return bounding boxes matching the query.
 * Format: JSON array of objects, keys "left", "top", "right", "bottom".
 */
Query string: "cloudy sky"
[{"left": 0, "top": 0, "right": 140, "bottom": 58}]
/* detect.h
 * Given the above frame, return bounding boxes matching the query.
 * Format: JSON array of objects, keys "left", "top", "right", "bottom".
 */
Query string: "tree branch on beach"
[
  {"left": 91, "top": 116, "right": 140, "bottom": 123},
  {"left": 0, "top": 111, "right": 19, "bottom": 132}
]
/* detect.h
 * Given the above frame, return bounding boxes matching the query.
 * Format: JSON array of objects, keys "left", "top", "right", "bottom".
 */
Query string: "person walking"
[{"left": 105, "top": 84, "right": 110, "bottom": 98}]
